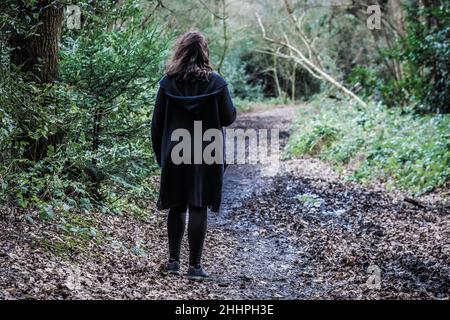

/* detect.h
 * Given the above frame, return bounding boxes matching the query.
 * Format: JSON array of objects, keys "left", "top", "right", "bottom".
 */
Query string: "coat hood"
[{"left": 159, "top": 72, "right": 228, "bottom": 114}]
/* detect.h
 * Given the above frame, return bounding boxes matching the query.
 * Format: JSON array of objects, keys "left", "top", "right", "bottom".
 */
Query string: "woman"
[{"left": 151, "top": 30, "right": 236, "bottom": 280}]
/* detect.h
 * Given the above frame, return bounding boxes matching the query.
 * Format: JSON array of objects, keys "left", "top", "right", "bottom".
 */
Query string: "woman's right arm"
[
  {"left": 151, "top": 87, "right": 166, "bottom": 167},
  {"left": 218, "top": 85, "right": 236, "bottom": 127}
]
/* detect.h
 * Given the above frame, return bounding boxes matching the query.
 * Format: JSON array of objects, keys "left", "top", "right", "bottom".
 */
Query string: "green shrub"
[
  {"left": 288, "top": 123, "right": 339, "bottom": 156},
  {"left": 287, "top": 95, "right": 450, "bottom": 194},
  {"left": 0, "top": 1, "right": 171, "bottom": 214}
]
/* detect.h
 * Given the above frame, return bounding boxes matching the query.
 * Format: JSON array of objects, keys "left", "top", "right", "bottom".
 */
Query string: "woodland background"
[{"left": 0, "top": 0, "right": 448, "bottom": 218}]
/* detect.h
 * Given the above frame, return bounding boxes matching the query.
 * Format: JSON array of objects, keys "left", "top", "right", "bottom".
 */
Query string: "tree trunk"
[
  {"left": 9, "top": 1, "right": 64, "bottom": 161},
  {"left": 421, "top": 0, "right": 443, "bottom": 29},
  {"left": 390, "top": 0, "right": 405, "bottom": 37},
  {"left": 272, "top": 54, "right": 282, "bottom": 98},
  {"left": 9, "top": 0, "right": 64, "bottom": 83},
  {"left": 216, "top": 0, "right": 228, "bottom": 74},
  {"left": 291, "top": 62, "right": 296, "bottom": 102}
]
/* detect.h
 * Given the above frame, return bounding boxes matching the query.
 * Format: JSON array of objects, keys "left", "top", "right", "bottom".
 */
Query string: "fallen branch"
[
  {"left": 255, "top": 13, "right": 367, "bottom": 108},
  {"left": 404, "top": 197, "right": 427, "bottom": 209}
]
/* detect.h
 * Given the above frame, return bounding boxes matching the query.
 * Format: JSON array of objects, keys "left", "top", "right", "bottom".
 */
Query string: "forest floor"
[{"left": 1, "top": 105, "right": 449, "bottom": 299}]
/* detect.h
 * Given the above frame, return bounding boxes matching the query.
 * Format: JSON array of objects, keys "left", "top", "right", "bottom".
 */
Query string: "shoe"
[
  {"left": 165, "top": 260, "right": 180, "bottom": 275},
  {"left": 186, "top": 265, "right": 210, "bottom": 281}
]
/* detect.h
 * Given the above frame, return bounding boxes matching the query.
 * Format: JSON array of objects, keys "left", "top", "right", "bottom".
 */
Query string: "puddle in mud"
[{"left": 294, "top": 192, "right": 347, "bottom": 217}]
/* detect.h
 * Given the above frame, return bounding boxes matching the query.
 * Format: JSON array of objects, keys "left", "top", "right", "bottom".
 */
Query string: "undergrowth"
[{"left": 286, "top": 96, "right": 450, "bottom": 195}]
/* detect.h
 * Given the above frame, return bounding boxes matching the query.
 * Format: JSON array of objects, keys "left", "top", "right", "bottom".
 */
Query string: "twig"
[{"left": 404, "top": 197, "right": 427, "bottom": 209}]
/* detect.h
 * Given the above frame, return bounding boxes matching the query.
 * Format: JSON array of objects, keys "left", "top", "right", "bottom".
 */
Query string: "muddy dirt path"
[
  {"left": 1, "top": 105, "right": 448, "bottom": 300},
  {"left": 206, "top": 106, "right": 449, "bottom": 299},
  {"left": 207, "top": 106, "right": 300, "bottom": 298}
]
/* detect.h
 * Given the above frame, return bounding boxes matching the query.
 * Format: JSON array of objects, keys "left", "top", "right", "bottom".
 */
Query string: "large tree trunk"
[
  {"left": 9, "top": 1, "right": 64, "bottom": 161},
  {"left": 9, "top": 0, "right": 64, "bottom": 83},
  {"left": 390, "top": 0, "right": 405, "bottom": 37}
]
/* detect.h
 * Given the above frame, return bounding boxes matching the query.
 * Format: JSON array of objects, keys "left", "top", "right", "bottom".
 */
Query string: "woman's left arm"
[{"left": 151, "top": 87, "right": 166, "bottom": 167}]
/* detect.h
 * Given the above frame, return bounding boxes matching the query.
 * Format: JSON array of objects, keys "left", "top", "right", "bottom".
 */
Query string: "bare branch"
[
  {"left": 198, "top": 0, "right": 227, "bottom": 19},
  {"left": 255, "top": 13, "right": 367, "bottom": 107},
  {"left": 282, "top": 0, "right": 323, "bottom": 69},
  {"left": 216, "top": 0, "right": 228, "bottom": 73}
]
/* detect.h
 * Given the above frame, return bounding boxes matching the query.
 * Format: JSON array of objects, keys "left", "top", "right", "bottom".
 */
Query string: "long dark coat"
[{"left": 151, "top": 72, "right": 236, "bottom": 212}]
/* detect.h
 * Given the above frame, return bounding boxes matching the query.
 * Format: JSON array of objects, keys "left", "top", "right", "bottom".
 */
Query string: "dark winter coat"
[{"left": 151, "top": 72, "right": 236, "bottom": 212}]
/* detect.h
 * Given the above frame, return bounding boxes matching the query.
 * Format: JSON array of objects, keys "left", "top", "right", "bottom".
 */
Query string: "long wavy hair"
[{"left": 166, "top": 30, "right": 213, "bottom": 81}]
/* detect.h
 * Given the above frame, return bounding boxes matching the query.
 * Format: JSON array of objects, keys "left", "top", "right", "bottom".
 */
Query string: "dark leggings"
[{"left": 168, "top": 204, "right": 207, "bottom": 267}]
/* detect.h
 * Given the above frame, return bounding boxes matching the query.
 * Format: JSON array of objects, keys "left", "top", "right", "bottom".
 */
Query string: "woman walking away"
[{"left": 151, "top": 30, "right": 236, "bottom": 280}]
